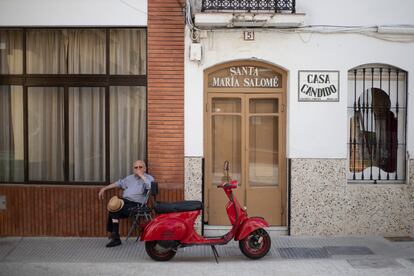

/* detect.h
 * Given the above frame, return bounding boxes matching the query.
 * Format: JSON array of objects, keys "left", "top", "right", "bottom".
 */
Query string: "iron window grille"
[
  {"left": 347, "top": 64, "right": 407, "bottom": 183},
  {"left": 201, "top": 0, "right": 296, "bottom": 13}
]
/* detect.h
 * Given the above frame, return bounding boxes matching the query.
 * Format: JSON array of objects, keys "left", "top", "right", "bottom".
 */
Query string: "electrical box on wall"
[
  {"left": 0, "top": 195, "right": 6, "bottom": 210},
  {"left": 190, "top": 43, "right": 202, "bottom": 61}
]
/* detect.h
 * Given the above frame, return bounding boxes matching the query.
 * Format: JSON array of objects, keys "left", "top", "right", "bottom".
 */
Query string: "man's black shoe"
[{"left": 106, "top": 238, "right": 122, "bottom": 248}]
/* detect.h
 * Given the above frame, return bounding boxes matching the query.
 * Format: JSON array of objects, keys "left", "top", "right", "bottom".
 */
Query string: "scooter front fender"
[{"left": 235, "top": 217, "right": 269, "bottom": 241}]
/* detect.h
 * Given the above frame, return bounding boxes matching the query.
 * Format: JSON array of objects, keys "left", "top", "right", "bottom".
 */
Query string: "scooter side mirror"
[
  {"left": 223, "top": 160, "right": 231, "bottom": 182},
  {"left": 223, "top": 160, "right": 229, "bottom": 172}
]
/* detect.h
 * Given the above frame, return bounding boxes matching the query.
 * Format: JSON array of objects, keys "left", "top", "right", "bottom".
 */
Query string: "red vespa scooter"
[{"left": 140, "top": 161, "right": 271, "bottom": 262}]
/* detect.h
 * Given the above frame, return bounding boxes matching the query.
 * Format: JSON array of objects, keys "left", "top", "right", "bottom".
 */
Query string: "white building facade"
[{"left": 184, "top": 0, "right": 414, "bottom": 236}]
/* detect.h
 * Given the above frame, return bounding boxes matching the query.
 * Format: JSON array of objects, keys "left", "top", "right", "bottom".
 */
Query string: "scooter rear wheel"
[
  {"left": 239, "top": 228, "right": 271, "bottom": 259},
  {"left": 145, "top": 241, "right": 176, "bottom": 261}
]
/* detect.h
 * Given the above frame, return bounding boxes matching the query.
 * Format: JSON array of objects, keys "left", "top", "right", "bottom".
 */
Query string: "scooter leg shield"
[{"left": 141, "top": 216, "right": 188, "bottom": 241}]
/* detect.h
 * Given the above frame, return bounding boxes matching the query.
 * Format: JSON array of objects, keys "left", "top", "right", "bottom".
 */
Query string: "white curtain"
[
  {"left": 110, "top": 29, "right": 146, "bottom": 75},
  {"left": 22, "top": 29, "right": 147, "bottom": 182},
  {"left": 110, "top": 86, "right": 146, "bottom": 182},
  {"left": 69, "top": 88, "right": 105, "bottom": 181},
  {"left": 0, "top": 30, "right": 23, "bottom": 74},
  {"left": 0, "top": 86, "right": 23, "bottom": 181},
  {"left": 68, "top": 30, "right": 105, "bottom": 74},
  {"left": 28, "top": 87, "right": 64, "bottom": 181},
  {"left": 0, "top": 31, "right": 23, "bottom": 181},
  {"left": 109, "top": 30, "right": 147, "bottom": 182},
  {"left": 66, "top": 30, "right": 106, "bottom": 181},
  {"left": 26, "top": 30, "right": 66, "bottom": 74},
  {"left": 26, "top": 29, "right": 105, "bottom": 74},
  {"left": 0, "top": 86, "right": 13, "bottom": 180}
]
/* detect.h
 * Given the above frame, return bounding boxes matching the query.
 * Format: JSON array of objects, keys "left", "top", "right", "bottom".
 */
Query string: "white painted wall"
[
  {"left": 0, "top": 0, "right": 147, "bottom": 26},
  {"left": 185, "top": 28, "right": 414, "bottom": 158},
  {"left": 296, "top": 0, "right": 414, "bottom": 26}
]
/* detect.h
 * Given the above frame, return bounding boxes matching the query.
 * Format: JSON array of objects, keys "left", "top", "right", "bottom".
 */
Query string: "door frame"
[{"left": 203, "top": 60, "right": 288, "bottom": 226}]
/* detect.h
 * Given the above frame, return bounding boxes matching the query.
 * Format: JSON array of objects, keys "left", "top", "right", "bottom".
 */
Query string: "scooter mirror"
[
  {"left": 223, "top": 161, "right": 231, "bottom": 183},
  {"left": 223, "top": 160, "right": 229, "bottom": 172}
]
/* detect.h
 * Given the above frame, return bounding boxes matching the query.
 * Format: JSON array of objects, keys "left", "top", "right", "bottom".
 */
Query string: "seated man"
[{"left": 98, "top": 160, "right": 154, "bottom": 247}]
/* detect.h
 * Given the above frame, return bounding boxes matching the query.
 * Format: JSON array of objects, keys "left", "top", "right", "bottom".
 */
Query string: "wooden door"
[
  {"left": 205, "top": 93, "right": 286, "bottom": 225},
  {"left": 205, "top": 94, "right": 245, "bottom": 225},
  {"left": 245, "top": 94, "right": 285, "bottom": 225}
]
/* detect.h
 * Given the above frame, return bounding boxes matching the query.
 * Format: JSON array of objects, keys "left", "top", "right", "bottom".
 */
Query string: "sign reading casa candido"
[
  {"left": 298, "top": 70, "right": 339, "bottom": 102},
  {"left": 208, "top": 65, "right": 281, "bottom": 88}
]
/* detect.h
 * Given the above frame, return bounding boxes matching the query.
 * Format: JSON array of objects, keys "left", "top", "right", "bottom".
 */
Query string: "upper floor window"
[
  {"left": 0, "top": 28, "right": 147, "bottom": 184},
  {"left": 347, "top": 64, "right": 407, "bottom": 183}
]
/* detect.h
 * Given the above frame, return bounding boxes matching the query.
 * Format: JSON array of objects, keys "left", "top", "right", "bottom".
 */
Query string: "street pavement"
[{"left": 1, "top": 234, "right": 414, "bottom": 276}]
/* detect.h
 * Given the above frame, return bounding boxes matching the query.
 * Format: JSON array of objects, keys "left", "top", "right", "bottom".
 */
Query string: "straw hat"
[{"left": 107, "top": 196, "right": 124, "bottom": 212}]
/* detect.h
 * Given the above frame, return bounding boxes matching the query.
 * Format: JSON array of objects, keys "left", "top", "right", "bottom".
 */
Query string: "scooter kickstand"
[{"left": 210, "top": 245, "right": 220, "bottom": 264}]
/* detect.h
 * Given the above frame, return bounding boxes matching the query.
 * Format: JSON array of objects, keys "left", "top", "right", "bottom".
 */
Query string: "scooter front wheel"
[
  {"left": 239, "top": 228, "right": 271, "bottom": 259},
  {"left": 145, "top": 241, "right": 176, "bottom": 261}
]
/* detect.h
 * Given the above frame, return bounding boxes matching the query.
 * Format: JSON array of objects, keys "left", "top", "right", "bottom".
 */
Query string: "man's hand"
[
  {"left": 98, "top": 182, "right": 119, "bottom": 199},
  {"left": 137, "top": 167, "right": 146, "bottom": 180},
  {"left": 98, "top": 187, "right": 106, "bottom": 200}
]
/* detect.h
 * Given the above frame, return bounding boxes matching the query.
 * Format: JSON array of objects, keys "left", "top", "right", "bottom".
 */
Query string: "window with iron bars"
[{"left": 347, "top": 64, "right": 407, "bottom": 183}]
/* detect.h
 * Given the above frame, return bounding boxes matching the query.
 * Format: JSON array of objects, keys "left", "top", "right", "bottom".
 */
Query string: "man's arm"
[
  {"left": 98, "top": 182, "right": 119, "bottom": 200},
  {"left": 139, "top": 174, "right": 153, "bottom": 190},
  {"left": 136, "top": 166, "right": 153, "bottom": 190}
]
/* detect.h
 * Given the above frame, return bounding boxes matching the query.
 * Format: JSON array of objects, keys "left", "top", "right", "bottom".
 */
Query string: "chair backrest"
[
  {"left": 150, "top": 181, "right": 158, "bottom": 202},
  {"left": 141, "top": 181, "right": 158, "bottom": 206},
  {"left": 142, "top": 188, "right": 151, "bottom": 206}
]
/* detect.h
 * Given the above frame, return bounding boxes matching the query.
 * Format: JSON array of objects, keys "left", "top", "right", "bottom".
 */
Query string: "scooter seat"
[{"left": 154, "top": 200, "right": 203, "bottom": 214}]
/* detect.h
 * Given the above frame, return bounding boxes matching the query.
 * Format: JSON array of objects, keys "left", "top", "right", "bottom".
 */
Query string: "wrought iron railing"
[{"left": 202, "top": 0, "right": 296, "bottom": 13}]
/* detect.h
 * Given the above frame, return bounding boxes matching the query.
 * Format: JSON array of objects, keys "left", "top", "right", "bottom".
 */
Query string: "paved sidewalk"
[{"left": 1, "top": 234, "right": 414, "bottom": 276}]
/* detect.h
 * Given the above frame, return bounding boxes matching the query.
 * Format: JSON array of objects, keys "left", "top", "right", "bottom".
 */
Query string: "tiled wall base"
[
  {"left": 184, "top": 157, "right": 203, "bottom": 233},
  {"left": 290, "top": 159, "right": 347, "bottom": 235},
  {"left": 411, "top": 159, "right": 414, "bottom": 236},
  {"left": 291, "top": 159, "right": 414, "bottom": 236},
  {"left": 184, "top": 157, "right": 414, "bottom": 236}
]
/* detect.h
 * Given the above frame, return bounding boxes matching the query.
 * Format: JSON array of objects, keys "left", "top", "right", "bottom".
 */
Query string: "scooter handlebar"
[{"left": 217, "top": 180, "right": 238, "bottom": 189}]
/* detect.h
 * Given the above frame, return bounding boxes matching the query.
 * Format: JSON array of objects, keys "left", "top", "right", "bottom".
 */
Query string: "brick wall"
[
  {"left": 148, "top": 0, "right": 185, "bottom": 193},
  {"left": 0, "top": 185, "right": 183, "bottom": 236}
]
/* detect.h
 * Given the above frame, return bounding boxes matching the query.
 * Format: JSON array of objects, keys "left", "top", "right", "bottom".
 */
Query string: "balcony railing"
[{"left": 201, "top": 0, "right": 296, "bottom": 13}]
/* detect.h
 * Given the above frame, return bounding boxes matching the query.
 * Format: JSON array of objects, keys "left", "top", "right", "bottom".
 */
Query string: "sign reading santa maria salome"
[{"left": 208, "top": 65, "right": 282, "bottom": 88}]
